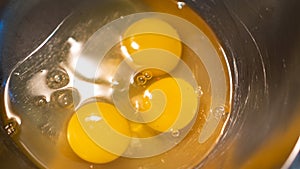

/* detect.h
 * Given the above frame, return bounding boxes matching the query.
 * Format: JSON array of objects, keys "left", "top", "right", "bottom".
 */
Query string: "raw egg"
[
  {"left": 135, "top": 77, "right": 198, "bottom": 132},
  {"left": 128, "top": 121, "right": 159, "bottom": 138},
  {"left": 121, "top": 18, "right": 182, "bottom": 76},
  {"left": 67, "top": 102, "right": 131, "bottom": 164}
]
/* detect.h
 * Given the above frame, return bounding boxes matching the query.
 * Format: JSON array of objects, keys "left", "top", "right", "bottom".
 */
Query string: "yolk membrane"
[
  {"left": 122, "top": 18, "right": 182, "bottom": 76},
  {"left": 67, "top": 102, "right": 131, "bottom": 164},
  {"left": 137, "top": 77, "right": 198, "bottom": 132}
]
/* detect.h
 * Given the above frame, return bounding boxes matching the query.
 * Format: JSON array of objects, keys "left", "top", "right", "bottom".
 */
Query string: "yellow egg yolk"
[
  {"left": 134, "top": 77, "right": 198, "bottom": 132},
  {"left": 121, "top": 18, "right": 182, "bottom": 76},
  {"left": 67, "top": 102, "right": 131, "bottom": 164}
]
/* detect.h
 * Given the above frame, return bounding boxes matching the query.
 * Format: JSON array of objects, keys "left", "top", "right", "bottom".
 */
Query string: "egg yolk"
[
  {"left": 135, "top": 77, "right": 198, "bottom": 132},
  {"left": 121, "top": 18, "right": 182, "bottom": 76},
  {"left": 67, "top": 102, "right": 131, "bottom": 164}
]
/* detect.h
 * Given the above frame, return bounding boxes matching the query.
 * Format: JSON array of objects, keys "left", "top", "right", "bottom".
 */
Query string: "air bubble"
[
  {"left": 46, "top": 69, "right": 69, "bottom": 89},
  {"left": 170, "top": 129, "right": 180, "bottom": 138},
  {"left": 51, "top": 89, "right": 77, "bottom": 108},
  {"left": 34, "top": 96, "right": 47, "bottom": 106},
  {"left": 195, "top": 86, "right": 203, "bottom": 97},
  {"left": 37, "top": 98, "right": 47, "bottom": 106},
  {"left": 57, "top": 92, "right": 73, "bottom": 107},
  {"left": 212, "top": 106, "right": 225, "bottom": 119},
  {"left": 136, "top": 75, "right": 147, "bottom": 86},
  {"left": 142, "top": 71, "right": 153, "bottom": 80},
  {"left": 4, "top": 121, "right": 19, "bottom": 136}
]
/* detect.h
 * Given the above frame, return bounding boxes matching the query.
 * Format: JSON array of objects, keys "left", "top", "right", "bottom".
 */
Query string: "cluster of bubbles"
[
  {"left": 34, "top": 69, "right": 74, "bottom": 108},
  {"left": 46, "top": 69, "right": 69, "bottom": 89},
  {"left": 4, "top": 121, "right": 19, "bottom": 136},
  {"left": 135, "top": 70, "right": 153, "bottom": 86}
]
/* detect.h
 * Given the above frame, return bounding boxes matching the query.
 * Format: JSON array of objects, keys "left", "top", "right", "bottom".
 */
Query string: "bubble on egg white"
[
  {"left": 170, "top": 129, "right": 180, "bottom": 138},
  {"left": 212, "top": 106, "right": 225, "bottom": 119},
  {"left": 34, "top": 96, "right": 48, "bottom": 106},
  {"left": 46, "top": 69, "right": 70, "bottom": 89},
  {"left": 142, "top": 70, "right": 153, "bottom": 80}
]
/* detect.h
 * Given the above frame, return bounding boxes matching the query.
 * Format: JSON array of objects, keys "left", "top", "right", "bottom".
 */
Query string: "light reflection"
[
  {"left": 143, "top": 90, "right": 152, "bottom": 99},
  {"left": 4, "top": 76, "right": 22, "bottom": 125},
  {"left": 282, "top": 136, "right": 300, "bottom": 169},
  {"left": 68, "top": 37, "right": 82, "bottom": 55},
  {"left": 26, "top": 69, "right": 52, "bottom": 102},
  {"left": 130, "top": 41, "right": 140, "bottom": 50},
  {"left": 177, "top": 1, "right": 186, "bottom": 9},
  {"left": 73, "top": 55, "right": 99, "bottom": 80},
  {"left": 130, "top": 74, "right": 135, "bottom": 84},
  {"left": 134, "top": 100, "right": 139, "bottom": 110},
  {"left": 85, "top": 115, "right": 102, "bottom": 122},
  {"left": 120, "top": 45, "right": 133, "bottom": 62},
  {"left": 67, "top": 37, "right": 83, "bottom": 72},
  {"left": 107, "top": 76, "right": 119, "bottom": 86},
  {"left": 27, "top": 16, "right": 69, "bottom": 61},
  {"left": 93, "top": 84, "right": 113, "bottom": 100}
]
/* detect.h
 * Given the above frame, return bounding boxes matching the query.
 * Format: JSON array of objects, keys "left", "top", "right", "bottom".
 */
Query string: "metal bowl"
[{"left": 0, "top": 0, "right": 299, "bottom": 168}]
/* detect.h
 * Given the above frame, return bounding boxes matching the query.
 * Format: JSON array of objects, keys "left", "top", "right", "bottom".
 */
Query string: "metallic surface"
[{"left": 0, "top": 0, "right": 300, "bottom": 168}]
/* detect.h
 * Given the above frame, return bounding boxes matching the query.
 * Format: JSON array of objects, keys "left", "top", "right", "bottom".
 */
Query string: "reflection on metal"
[
  {"left": 282, "top": 137, "right": 300, "bottom": 169},
  {"left": 177, "top": 2, "right": 186, "bottom": 9}
]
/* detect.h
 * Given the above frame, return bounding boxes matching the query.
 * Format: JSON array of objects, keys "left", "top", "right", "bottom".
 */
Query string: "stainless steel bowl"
[{"left": 1, "top": 0, "right": 300, "bottom": 168}]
